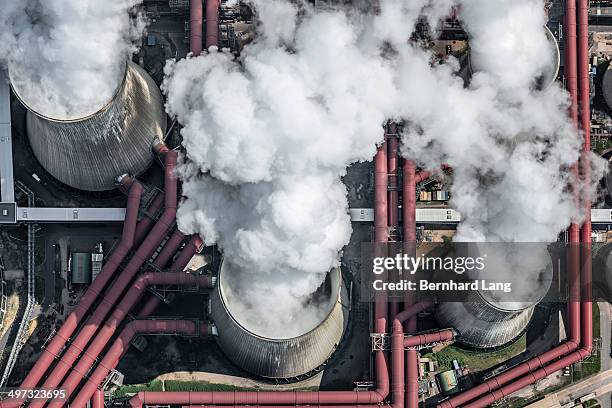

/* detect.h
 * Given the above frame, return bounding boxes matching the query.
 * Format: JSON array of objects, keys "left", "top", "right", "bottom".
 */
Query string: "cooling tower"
[
  {"left": 467, "top": 25, "right": 560, "bottom": 90},
  {"left": 602, "top": 63, "right": 612, "bottom": 112},
  {"left": 210, "top": 261, "right": 349, "bottom": 379},
  {"left": 11, "top": 61, "right": 165, "bottom": 191},
  {"left": 435, "top": 262, "right": 552, "bottom": 349},
  {"left": 435, "top": 298, "right": 535, "bottom": 349}
]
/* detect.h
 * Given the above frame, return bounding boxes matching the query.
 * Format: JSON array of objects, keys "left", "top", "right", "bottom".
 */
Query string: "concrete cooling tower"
[
  {"left": 435, "top": 262, "right": 552, "bottom": 349},
  {"left": 435, "top": 298, "right": 536, "bottom": 349},
  {"left": 601, "top": 63, "right": 612, "bottom": 112},
  {"left": 210, "top": 262, "right": 349, "bottom": 379},
  {"left": 11, "top": 61, "right": 166, "bottom": 191},
  {"left": 467, "top": 25, "right": 560, "bottom": 90}
]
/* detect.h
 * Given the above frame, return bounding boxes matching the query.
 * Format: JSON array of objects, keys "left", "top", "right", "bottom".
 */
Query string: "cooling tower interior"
[
  {"left": 210, "top": 262, "right": 349, "bottom": 379},
  {"left": 11, "top": 61, "right": 166, "bottom": 191}
]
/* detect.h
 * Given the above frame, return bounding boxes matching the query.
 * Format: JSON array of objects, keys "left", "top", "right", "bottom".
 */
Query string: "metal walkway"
[{"left": 0, "top": 183, "right": 36, "bottom": 386}]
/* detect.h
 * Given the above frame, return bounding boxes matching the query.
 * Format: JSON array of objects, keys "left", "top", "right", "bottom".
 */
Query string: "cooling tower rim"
[
  {"left": 217, "top": 260, "right": 342, "bottom": 342},
  {"left": 9, "top": 60, "right": 129, "bottom": 123}
]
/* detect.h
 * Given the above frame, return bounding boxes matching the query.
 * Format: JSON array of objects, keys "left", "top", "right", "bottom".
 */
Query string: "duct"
[
  {"left": 76, "top": 320, "right": 213, "bottom": 408},
  {"left": 66, "top": 273, "right": 214, "bottom": 408},
  {"left": 210, "top": 262, "right": 348, "bottom": 379},
  {"left": 387, "top": 124, "right": 399, "bottom": 237},
  {"left": 0, "top": 181, "right": 143, "bottom": 407},
  {"left": 206, "top": 0, "right": 221, "bottom": 49},
  {"left": 92, "top": 390, "right": 104, "bottom": 408},
  {"left": 134, "top": 193, "right": 165, "bottom": 245},
  {"left": 191, "top": 0, "right": 204, "bottom": 56},
  {"left": 15, "top": 62, "right": 166, "bottom": 191},
  {"left": 27, "top": 150, "right": 178, "bottom": 408},
  {"left": 155, "top": 229, "right": 187, "bottom": 268},
  {"left": 137, "top": 235, "right": 205, "bottom": 317},
  {"left": 387, "top": 126, "right": 399, "bottom": 317}
]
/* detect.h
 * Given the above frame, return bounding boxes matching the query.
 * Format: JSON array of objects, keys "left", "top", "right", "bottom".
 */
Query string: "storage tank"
[
  {"left": 210, "top": 261, "right": 349, "bottom": 379},
  {"left": 11, "top": 61, "right": 165, "bottom": 191}
]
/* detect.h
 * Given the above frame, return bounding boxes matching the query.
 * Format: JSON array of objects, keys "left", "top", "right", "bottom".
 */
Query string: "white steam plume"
[
  {"left": 164, "top": 0, "right": 603, "bottom": 336},
  {"left": 0, "top": 0, "right": 146, "bottom": 120}
]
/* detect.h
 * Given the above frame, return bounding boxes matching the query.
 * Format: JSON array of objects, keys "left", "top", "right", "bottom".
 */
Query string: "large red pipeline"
[
  {"left": 27, "top": 150, "right": 179, "bottom": 408},
  {"left": 66, "top": 273, "right": 215, "bottom": 408},
  {"left": 0, "top": 182, "right": 143, "bottom": 407},
  {"left": 91, "top": 390, "right": 104, "bottom": 408},
  {"left": 134, "top": 193, "right": 165, "bottom": 245},
  {"left": 80, "top": 320, "right": 212, "bottom": 408},
  {"left": 374, "top": 142, "right": 388, "bottom": 335},
  {"left": 138, "top": 235, "right": 204, "bottom": 317},
  {"left": 190, "top": 0, "right": 203, "bottom": 55},
  {"left": 438, "top": 1, "right": 592, "bottom": 406},
  {"left": 388, "top": 124, "right": 400, "bottom": 318},
  {"left": 205, "top": 0, "right": 220, "bottom": 50},
  {"left": 578, "top": 0, "right": 593, "bottom": 358}
]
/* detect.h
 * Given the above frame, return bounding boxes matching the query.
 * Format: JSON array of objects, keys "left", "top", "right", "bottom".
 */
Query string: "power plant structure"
[
  {"left": 467, "top": 25, "right": 561, "bottom": 89},
  {"left": 210, "top": 262, "right": 348, "bottom": 379},
  {"left": 0, "top": 1, "right": 596, "bottom": 408},
  {"left": 11, "top": 61, "right": 166, "bottom": 191}
]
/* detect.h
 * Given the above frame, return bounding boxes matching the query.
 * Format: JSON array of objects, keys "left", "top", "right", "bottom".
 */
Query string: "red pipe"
[
  {"left": 66, "top": 273, "right": 214, "bottom": 408},
  {"left": 401, "top": 159, "right": 420, "bottom": 408},
  {"left": 155, "top": 229, "right": 186, "bottom": 268},
  {"left": 388, "top": 124, "right": 399, "bottom": 234},
  {"left": 205, "top": 0, "right": 220, "bottom": 50},
  {"left": 388, "top": 124, "right": 400, "bottom": 318},
  {"left": 0, "top": 182, "right": 143, "bottom": 408},
  {"left": 27, "top": 151, "right": 179, "bottom": 408},
  {"left": 79, "top": 320, "right": 211, "bottom": 408},
  {"left": 374, "top": 142, "right": 388, "bottom": 335},
  {"left": 578, "top": 0, "right": 593, "bottom": 363},
  {"left": 134, "top": 193, "right": 165, "bottom": 245},
  {"left": 137, "top": 235, "right": 204, "bottom": 317},
  {"left": 92, "top": 390, "right": 104, "bottom": 408},
  {"left": 190, "top": 0, "right": 203, "bottom": 55},
  {"left": 439, "top": 2, "right": 592, "bottom": 406},
  {"left": 172, "top": 235, "right": 204, "bottom": 271}
]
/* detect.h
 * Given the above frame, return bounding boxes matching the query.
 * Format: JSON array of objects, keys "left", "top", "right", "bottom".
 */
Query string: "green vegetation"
[
  {"left": 497, "top": 380, "right": 572, "bottom": 408},
  {"left": 113, "top": 380, "right": 163, "bottom": 397},
  {"left": 583, "top": 400, "right": 601, "bottom": 408},
  {"left": 164, "top": 380, "right": 254, "bottom": 392},
  {"left": 593, "top": 138, "right": 612, "bottom": 154},
  {"left": 114, "top": 380, "right": 318, "bottom": 397},
  {"left": 425, "top": 333, "right": 527, "bottom": 372}
]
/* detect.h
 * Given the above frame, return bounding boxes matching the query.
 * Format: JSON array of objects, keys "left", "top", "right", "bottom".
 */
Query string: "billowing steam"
[
  {"left": 164, "top": 0, "right": 603, "bottom": 337},
  {"left": 0, "top": 0, "right": 146, "bottom": 120}
]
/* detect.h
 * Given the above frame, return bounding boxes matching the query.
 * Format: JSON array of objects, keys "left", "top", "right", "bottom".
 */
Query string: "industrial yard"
[{"left": 0, "top": 1, "right": 610, "bottom": 408}]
